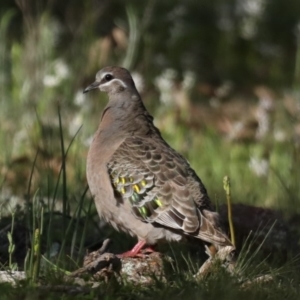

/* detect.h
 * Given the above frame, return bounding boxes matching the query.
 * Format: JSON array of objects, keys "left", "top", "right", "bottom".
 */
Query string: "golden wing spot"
[
  {"left": 140, "top": 179, "right": 147, "bottom": 187},
  {"left": 154, "top": 198, "right": 163, "bottom": 207},
  {"left": 133, "top": 184, "right": 140, "bottom": 193}
]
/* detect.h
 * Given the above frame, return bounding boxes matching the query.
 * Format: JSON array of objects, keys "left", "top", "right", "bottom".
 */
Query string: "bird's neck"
[
  {"left": 97, "top": 90, "right": 158, "bottom": 138},
  {"left": 88, "top": 90, "right": 162, "bottom": 168}
]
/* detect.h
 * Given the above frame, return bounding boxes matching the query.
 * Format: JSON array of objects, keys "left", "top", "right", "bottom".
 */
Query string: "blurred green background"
[{"left": 1, "top": 0, "right": 300, "bottom": 216}]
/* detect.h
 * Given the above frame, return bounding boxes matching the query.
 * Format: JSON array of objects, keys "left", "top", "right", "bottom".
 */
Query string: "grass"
[
  {"left": 0, "top": 90, "right": 299, "bottom": 299},
  {"left": 1, "top": 4, "right": 300, "bottom": 299},
  {"left": 0, "top": 256, "right": 299, "bottom": 300}
]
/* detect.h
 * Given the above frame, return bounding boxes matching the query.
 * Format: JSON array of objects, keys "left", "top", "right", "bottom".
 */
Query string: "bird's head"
[{"left": 83, "top": 66, "right": 136, "bottom": 95}]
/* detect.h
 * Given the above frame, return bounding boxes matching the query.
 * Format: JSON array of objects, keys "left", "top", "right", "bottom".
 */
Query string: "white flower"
[
  {"left": 237, "top": 0, "right": 266, "bottom": 39},
  {"left": 84, "top": 135, "right": 94, "bottom": 147},
  {"left": 68, "top": 114, "right": 83, "bottom": 136},
  {"left": 249, "top": 156, "right": 269, "bottom": 177},
  {"left": 74, "top": 90, "right": 85, "bottom": 106},
  {"left": 154, "top": 69, "right": 177, "bottom": 105},
  {"left": 131, "top": 72, "right": 145, "bottom": 93},
  {"left": 43, "top": 59, "right": 70, "bottom": 87},
  {"left": 43, "top": 74, "right": 60, "bottom": 87},
  {"left": 182, "top": 71, "right": 196, "bottom": 91},
  {"left": 54, "top": 59, "right": 69, "bottom": 79},
  {"left": 274, "top": 129, "right": 287, "bottom": 142}
]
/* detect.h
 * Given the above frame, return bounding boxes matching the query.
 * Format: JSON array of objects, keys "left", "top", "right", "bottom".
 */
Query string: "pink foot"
[{"left": 117, "top": 241, "right": 150, "bottom": 258}]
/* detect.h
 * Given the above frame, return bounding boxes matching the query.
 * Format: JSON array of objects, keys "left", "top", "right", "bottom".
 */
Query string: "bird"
[{"left": 83, "top": 66, "right": 235, "bottom": 260}]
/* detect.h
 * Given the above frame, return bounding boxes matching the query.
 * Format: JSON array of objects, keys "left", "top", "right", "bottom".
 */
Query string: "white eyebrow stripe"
[
  {"left": 100, "top": 78, "right": 127, "bottom": 88},
  {"left": 101, "top": 72, "right": 112, "bottom": 79}
]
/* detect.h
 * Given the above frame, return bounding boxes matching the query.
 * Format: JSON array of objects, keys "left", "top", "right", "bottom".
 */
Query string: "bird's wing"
[{"left": 107, "top": 136, "right": 230, "bottom": 246}]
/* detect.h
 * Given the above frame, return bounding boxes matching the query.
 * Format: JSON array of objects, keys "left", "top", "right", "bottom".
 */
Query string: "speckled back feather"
[{"left": 108, "top": 135, "right": 231, "bottom": 247}]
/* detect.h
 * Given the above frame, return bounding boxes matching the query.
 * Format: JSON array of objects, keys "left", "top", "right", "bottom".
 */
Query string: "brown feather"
[{"left": 85, "top": 66, "right": 234, "bottom": 250}]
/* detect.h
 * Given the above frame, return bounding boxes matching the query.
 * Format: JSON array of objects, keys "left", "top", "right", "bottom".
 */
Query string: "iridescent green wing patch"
[{"left": 110, "top": 171, "right": 163, "bottom": 220}]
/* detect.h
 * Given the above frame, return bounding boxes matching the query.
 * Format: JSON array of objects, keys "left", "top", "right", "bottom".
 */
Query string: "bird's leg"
[{"left": 117, "top": 240, "right": 147, "bottom": 258}]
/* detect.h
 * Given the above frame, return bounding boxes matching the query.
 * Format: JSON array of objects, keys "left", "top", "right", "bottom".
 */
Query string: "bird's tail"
[{"left": 197, "top": 209, "right": 234, "bottom": 249}]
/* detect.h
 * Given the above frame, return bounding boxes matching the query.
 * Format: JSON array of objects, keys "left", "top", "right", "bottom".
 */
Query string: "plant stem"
[{"left": 223, "top": 175, "right": 235, "bottom": 246}]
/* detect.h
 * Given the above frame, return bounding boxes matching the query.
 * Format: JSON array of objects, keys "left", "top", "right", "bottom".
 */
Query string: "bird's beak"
[{"left": 83, "top": 81, "right": 101, "bottom": 93}]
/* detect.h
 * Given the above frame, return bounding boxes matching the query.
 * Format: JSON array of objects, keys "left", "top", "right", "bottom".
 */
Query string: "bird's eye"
[{"left": 105, "top": 74, "right": 113, "bottom": 81}]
